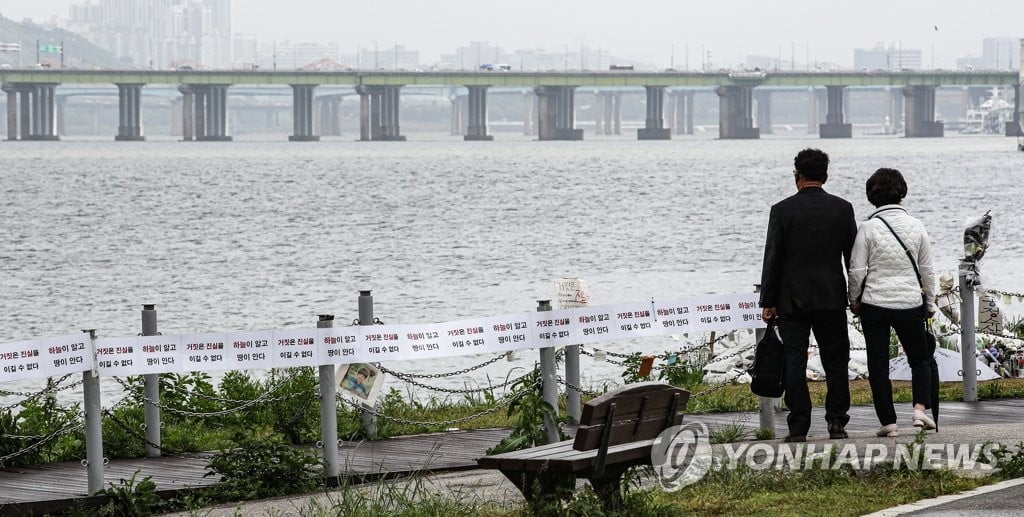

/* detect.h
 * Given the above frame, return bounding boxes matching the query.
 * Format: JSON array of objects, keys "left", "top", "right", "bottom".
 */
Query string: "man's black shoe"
[
  {"left": 828, "top": 423, "right": 848, "bottom": 440},
  {"left": 783, "top": 435, "right": 806, "bottom": 443}
]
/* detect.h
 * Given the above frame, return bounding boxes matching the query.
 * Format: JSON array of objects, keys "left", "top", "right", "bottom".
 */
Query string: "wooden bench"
[{"left": 477, "top": 382, "right": 691, "bottom": 510}]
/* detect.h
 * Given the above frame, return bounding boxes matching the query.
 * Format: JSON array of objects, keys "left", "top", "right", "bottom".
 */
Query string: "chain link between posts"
[
  {"left": 0, "top": 419, "right": 85, "bottom": 466},
  {"left": 986, "top": 288, "right": 1024, "bottom": 300},
  {"left": 111, "top": 376, "right": 300, "bottom": 417},
  {"left": 335, "top": 378, "right": 542, "bottom": 427},
  {"left": 1, "top": 374, "right": 83, "bottom": 411},
  {"left": 375, "top": 352, "right": 513, "bottom": 379},
  {"left": 377, "top": 366, "right": 534, "bottom": 395}
]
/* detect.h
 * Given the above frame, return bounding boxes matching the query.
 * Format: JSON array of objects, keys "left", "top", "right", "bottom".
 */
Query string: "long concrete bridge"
[{"left": 1, "top": 69, "right": 1021, "bottom": 142}]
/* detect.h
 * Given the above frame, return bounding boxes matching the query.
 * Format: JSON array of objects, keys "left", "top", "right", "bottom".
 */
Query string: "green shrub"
[
  {"left": 487, "top": 367, "right": 566, "bottom": 455},
  {"left": 98, "top": 470, "right": 166, "bottom": 516},
  {"left": 204, "top": 429, "right": 322, "bottom": 501}
]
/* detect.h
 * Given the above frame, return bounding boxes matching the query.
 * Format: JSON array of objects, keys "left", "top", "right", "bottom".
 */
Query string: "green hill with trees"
[{"left": 0, "top": 13, "right": 117, "bottom": 68}]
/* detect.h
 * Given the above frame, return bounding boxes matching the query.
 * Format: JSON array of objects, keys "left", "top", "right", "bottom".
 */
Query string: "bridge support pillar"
[
  {"left": 182, "top": 84, "right": 233, "bottom": 141},
  {"left": 56, "top": 96, "right": 66, "bottom": 137},
  {"left": 613, "top": 92, "right": 622, "bottom": 135},
  {"left": 599, "top": 92, "right": 622, "bottom": 135},
  {"left": 683, "top": 91, "right": 694, "bottom": 134},
  {"left": 522, "top": 92, "right": 535, "bottom": 135},
  {"left": 358, "top": 85, "right": 405, "bottom": 141},
  {"left": 201, "top": 85, "right": 232, "bottom": 141},
  {"left": 806, "top": 87, "right": 820, "bottom": 134},
  {"left": 178, "top": 86, "right": 193, "bottom": 141},
  {"left": 289, "top": 84, "right": 319, "bottom": 141},
  {"left": 886, "top": 87, "right": 904, "bottom": 134},
  {"left": 715, "top": 85, "right": 759, "bottom": 139},
  {"left": 170, "top": 98, "right": 182, "bottom": 137},
  {"left": 320, "top": 96, "right": 341, "bottom": 136},
  {"left": 362, "top": 88, "right": 374, "bottom": 140},
  {"left": 459, "top": 95, "right": 469, "bottom": 134},
  {"left": 902, "top": 85, "right": 943, "bottom": 138},
  {"left": 19, "top": 85, "right": 31, "bottom": 140},
  {"left": 638, "top": 85, "right": 670, "bottom": 140},
  {"left": 670, "top": 91, "right": 692, "bottom": 135},
  {"left": 14, "top": 84, "right": 60, "bottom": 141},
  {"left": 449, "top": 94, "right": 463, "bottom": 135},
  {"left": 534, "top": 85, "right": 583, "bottom": 140},
  {"left": 115, "top": 83, "right": 145, "bottom": 141},
  {"left": 755, "top": 89, "right": 773, "bottom": 135},
  {"left": 594, "top": 92, "right": 604, "bottom": 135},
  {"left": 665, "top": 91, "right": 676, "bottom": 135},
  {"left": 2, "top": 84, "right": 19, "bottom": 141},
  {"left": 820, "top": 85, "right": 852, "bottom": 138},
  {"left": 1006, "top": 83, "right": 1022, "bottom": 136},
  {"left": 465, "top": 85, "right": 493, "bottom": 140}
]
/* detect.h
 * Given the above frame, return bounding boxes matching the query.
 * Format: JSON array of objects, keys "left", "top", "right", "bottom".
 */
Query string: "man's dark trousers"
[{"left": 778, "top": 310, "right": 851, "bottom": 437}]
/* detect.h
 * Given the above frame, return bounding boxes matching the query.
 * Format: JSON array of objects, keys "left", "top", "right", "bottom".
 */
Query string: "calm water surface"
[{"left": 2, "top": 132, "right": 1023, "bottom": 402}]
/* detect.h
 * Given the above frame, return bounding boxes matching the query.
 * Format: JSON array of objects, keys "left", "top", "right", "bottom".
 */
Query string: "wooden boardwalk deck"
[
  {"left": 0, "top": 428, "right": 511, "bottom": 515},
  {"left": 2, "top": 399, "right": 1023, "bottom": 515}
]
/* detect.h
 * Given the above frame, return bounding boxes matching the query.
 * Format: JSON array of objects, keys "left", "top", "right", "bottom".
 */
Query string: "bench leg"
[
  {"left": 589, "top": 465, "right": 631, "bottom": 512},
  {"left": 499, "top": 469, "right": 575, "bottom": 510}
]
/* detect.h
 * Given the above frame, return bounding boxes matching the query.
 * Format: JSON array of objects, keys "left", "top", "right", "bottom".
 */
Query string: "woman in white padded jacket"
[{"left": 848, "top": 168, "right": 936, "bottom": 438}]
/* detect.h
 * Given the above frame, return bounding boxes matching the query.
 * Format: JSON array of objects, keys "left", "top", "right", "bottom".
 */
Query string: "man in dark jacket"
[{"left": 759, "top": 148, "right": 857, "bottom": 441}]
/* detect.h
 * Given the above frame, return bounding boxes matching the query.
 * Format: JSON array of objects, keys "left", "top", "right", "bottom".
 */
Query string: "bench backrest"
[{"left": 572, "top": 382, "right": 690, "bottom": 452}]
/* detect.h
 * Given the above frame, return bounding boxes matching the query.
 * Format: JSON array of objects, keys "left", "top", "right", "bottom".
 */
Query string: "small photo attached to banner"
[{"left": 336, "top": 363, "right": 384, "bottom": 405}]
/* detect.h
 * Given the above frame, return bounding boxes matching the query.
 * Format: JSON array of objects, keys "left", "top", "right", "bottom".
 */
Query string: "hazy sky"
[{"left": 4, "top": 0, "right": 1022, "bottom": 67}]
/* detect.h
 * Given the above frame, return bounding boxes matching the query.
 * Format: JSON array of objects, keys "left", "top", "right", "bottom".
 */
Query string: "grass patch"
[
  {"left": 709, "top": 423, "right": 748, "bottom": 444},
  {"left": 161, "top": 463, "right": 999, "bottom": 517},
  {"left": 651, "top": 466, "right": 991, "bottom": 516}
]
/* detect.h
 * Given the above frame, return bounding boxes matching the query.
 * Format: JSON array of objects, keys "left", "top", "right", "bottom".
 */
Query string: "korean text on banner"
[{"left": 39, "top": 334, "right": 92, "bottom": 377}]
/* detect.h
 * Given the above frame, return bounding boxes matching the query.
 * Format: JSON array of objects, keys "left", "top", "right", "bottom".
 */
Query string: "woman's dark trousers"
[{"left": 861, "top": 303, "right": 933, "bottom": 426}]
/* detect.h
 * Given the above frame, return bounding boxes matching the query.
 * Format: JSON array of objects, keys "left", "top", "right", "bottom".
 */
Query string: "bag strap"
[{"left": 874, "top": 216, "right": 924, "bottom": 291}]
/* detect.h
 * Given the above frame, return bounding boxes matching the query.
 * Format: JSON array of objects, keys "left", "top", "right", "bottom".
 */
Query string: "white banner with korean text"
[{"left": 0, "top": 292, "right": 764, "bottom": 383}]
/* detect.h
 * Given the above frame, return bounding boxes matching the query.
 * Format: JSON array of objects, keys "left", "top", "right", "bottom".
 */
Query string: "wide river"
[{"left": 2, "top": 131, "right": 1023, "bottom": 405}]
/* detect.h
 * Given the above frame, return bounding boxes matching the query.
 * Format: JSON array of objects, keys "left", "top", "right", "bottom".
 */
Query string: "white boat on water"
[{"left": 959, "top": 87, "right": 1016, "bottom": 134}]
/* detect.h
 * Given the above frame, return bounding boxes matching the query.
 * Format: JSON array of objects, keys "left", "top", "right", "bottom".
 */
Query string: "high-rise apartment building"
[
  {"left": 854, "top": 43, "right": 922, "bottom": 71},
  {"left": 67, "top": 0, "right": 230, "bottom": 68}
]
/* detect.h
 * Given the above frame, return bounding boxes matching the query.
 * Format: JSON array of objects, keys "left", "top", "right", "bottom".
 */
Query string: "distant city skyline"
[{"left": 2, "top": 0, "right": 1022, "bottom": 69}]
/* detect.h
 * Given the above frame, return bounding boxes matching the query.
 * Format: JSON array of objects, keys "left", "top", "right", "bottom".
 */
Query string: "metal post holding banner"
[
  {"left": 556, "top": 278, "right": 589, "bottom": 424},
  {"left": 959, "top": 262, "right": 978, "bottom": 402},
  {"left": 753, "top": 285, "right": 777, "bottom": 437},
  {"left": 317, "top": 314, "right": 340, "bottom": 483},
  {"left": 537, "top": 300, "right": 560, "bottom": 444},
  {"left": 141, "top": 305, "right": 161, "bottom": 457},
  {"left": 563, "top": 346, "right": 581, "bottom": 424},
  {"left": 82, "top": 329, "right": 105, "bottom": 494},
  {"left": 357, "top": 290, "right": 378, "bottom": 439},
  {"left": 959, "top": 212, "right": 991, "bottom": 403}
]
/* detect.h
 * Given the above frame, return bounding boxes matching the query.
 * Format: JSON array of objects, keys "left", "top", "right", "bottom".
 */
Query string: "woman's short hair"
[{"left": 866, "top": 168, "right": 907, "bottom": 207}]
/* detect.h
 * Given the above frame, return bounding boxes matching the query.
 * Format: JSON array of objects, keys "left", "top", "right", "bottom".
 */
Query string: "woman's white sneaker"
[{"left": 876, "top": 423, "right": 898, "bottom": 437}]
